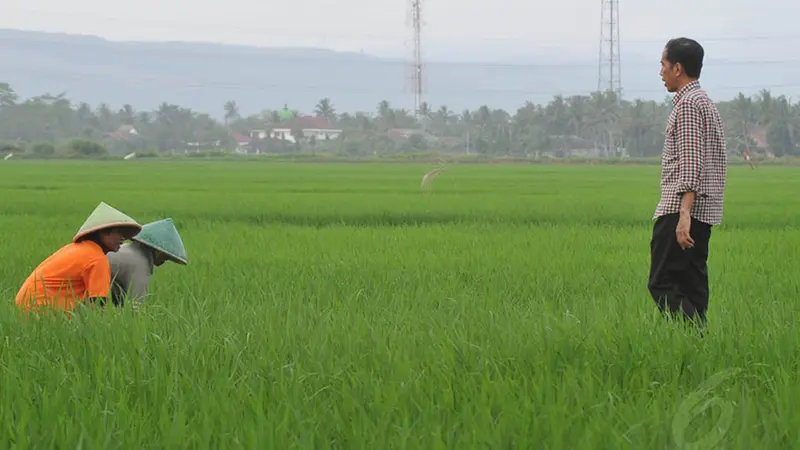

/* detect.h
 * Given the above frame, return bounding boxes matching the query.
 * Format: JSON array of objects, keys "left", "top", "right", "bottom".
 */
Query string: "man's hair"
[
  {"left": 664, "top": 38, "right": 704, "bottom": 79},
  {"left": 76, "top": 231, "right": 101, "bottom": 244}
]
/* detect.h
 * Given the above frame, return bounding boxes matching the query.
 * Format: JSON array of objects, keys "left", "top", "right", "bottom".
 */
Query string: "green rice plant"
[{"left": 0, "top": 160, "right": 798, "bottom": 449}]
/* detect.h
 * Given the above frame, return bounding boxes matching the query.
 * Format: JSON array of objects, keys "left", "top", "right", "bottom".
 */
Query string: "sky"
[
  {"left": 3, "top": 0, "right": 800, "bottom": 111},
  {"left": 4, "top": 0, "right": 799, "bottom": 62}
]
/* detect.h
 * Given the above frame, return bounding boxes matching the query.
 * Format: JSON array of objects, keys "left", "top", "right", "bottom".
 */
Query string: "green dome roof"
[{"left": 278, "top": 107, "right": 294, "bottom": 121}]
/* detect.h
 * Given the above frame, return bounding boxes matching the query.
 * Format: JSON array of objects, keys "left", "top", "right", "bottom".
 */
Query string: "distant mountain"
[{"left": 2, "top": 28, "right": 799, "bottom": 119}]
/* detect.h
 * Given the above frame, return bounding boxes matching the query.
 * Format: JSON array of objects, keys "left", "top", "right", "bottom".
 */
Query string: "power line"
[
  {"left": 2, "top": 35, "right": 799, "bottom": 68},
  {"left": 7, "top": 68, "right": 800, "bottom": 98},
  {"left": 5, "top": 8, "right": 800, "bottom": 45}
]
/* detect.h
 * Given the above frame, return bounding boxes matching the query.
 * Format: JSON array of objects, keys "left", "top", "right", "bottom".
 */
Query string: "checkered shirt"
[{"left": 654, "top": 80, "right": 728, "bottom": 226}]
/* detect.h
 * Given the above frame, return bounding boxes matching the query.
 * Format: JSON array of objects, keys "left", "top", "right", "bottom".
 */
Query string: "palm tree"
[
  {"left": 314, "top": 98, "right": 337, "bottom": 123},
  {"left": 75, "top": 102, "right": 94, "bottom": 122},
  {"left": 136, "top": 111, "right": 151, "bottom": 126},
  {"left": 586, "top": 91, "right": 621, "bottom": 155},
  {"left": 417, "top": 101, "right": 432, "bottom": 119},
  {"left": 0, "top": 82, "right": 17, "bottom": 107},
  {"left": 766, "top": 95, "right": 798, "bottom": 156},
  {"left": 119, "top": 104, "right": 136, "bottom": 125},
  {"left": 755, "top": 89, "right": 773, "bottom": 127},
  {"left": 727, "top": 93, "right": 757, "bottom": 155},
  {"left": 377, "top": 100, "right": 395, "bottom": 130},
  {"left": 96, "top": 103, "right": 115, "bottom": 131},
  {"left": 545, "top": 95, "right": 570, "bottom": 137},
  {"left": 618, "top": 99, "right": 661, "bottom": 157},
  {"left": 565, "top": 95, "right": 589, "bottom": 139},
  {"left": 433, "top": 105, "right": 454, "bottom": 135},
  {"left": 224, "top": 100, "right": 240, "bottom": 126}
]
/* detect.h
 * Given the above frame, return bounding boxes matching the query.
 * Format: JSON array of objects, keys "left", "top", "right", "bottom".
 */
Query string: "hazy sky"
[{"left": 4, "top": 0, "right": 798, "bottom": 61}]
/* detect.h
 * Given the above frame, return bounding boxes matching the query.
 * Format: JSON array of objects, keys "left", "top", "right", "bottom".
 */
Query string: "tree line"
[{"left": 1, "top": 81, "right": 796, "bottom": 158}]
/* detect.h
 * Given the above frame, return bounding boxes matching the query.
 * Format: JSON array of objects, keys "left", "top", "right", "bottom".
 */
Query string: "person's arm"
[
  {"left": 83, "top": 257, "right": 112, "bottom": 307},
  {"left": 674, "top": 99, "right": 705, "bottom": 249},
  {"left": 109, "top": 274, "right": 126, "bottom": 307},
  {"left": 680, "top": 191, "right": 696, "bottom": 215},
  {"left": 675, "top": 99, "right": 706, "bottom": 202},
  {"left": 126, "top": 265, "right": 151, "bottom": 306}
]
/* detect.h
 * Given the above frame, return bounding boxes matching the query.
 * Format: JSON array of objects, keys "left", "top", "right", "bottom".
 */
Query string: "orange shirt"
[{"left": 15, "top": 240, "right": 111, "bottom": 312}]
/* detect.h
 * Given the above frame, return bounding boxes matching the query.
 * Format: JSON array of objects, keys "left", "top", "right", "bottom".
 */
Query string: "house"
[
  {"left": 103, "top": 125, "right": 142, "bottom": 154},
  {"left": 386, "top": 128, "right": 439, "bottom": 143},
  {"left": 738, "top": 127, "right": 774, "bottom": 158},
  {"left": 748, "top": 128, "right": 769, "bottom": 151},
  {"left": 251, "top": 116, "right": 343, "bottom": 143},
  {"left": 436, "top": 137, "right": 462, "bottom": 149},
  {"left": 387, "top": 128, "right": 421, "bottom": 140},
  {"left": 105, "top": 125, "right": 139, "bottom": 141},
  {"left": 230, "top": 132, "right": 252, "bottom": 152}
]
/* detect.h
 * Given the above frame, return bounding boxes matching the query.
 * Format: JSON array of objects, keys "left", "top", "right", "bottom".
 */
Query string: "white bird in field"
[
  {"left": 3, "top": 153, "right": 12, "bottom": 160},
  {"left": 421, "top": 167, "right": 445, "bottom": 190}
]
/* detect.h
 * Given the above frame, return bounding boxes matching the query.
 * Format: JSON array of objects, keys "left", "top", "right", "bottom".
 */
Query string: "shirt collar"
[{"left": 673, "top": 80, "right": 700, "bottom": 105}]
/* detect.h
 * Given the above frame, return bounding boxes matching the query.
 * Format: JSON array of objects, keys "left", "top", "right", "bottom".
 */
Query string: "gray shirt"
[{"left": 107, "top": 241, "right": 154, "bottom": 307}]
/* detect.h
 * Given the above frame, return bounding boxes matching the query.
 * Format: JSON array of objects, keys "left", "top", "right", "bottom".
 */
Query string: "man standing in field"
[
  {"left": 649, "top": 38, "right": 727, "bottom": 327},
  {"left": 107, "top": 218, "right": 188, "bottom": 308}
]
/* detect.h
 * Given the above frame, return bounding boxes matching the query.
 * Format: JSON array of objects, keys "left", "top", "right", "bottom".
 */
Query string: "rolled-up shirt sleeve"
[{"left": 674, "top": 99, "right": 705, "bottom": 196}]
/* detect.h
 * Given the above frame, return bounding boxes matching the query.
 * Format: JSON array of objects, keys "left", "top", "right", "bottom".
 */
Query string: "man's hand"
[
  {"left": 676, "top": 191, "right": 696, "bottom": 250},
  {"left": 676, "top": 212, "right": 695, "bottom": 249}
]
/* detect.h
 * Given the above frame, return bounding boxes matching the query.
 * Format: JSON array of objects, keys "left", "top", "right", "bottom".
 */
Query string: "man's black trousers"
[{"left": 648, "top": 212, "right": 713, "bottom": 324}]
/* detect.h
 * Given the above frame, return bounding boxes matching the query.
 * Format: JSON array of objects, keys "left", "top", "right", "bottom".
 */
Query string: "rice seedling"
[{"left": 0, "top": 160, "right": 797, "bottom": 449}]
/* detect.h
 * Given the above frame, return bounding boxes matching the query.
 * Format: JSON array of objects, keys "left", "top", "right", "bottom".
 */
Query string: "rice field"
[{"left": 0, "top": 160, "right": 798, "bottom": 449}]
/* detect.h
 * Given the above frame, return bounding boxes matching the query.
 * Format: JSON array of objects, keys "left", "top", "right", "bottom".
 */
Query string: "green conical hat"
[
  {"left": 132, "top": 218, "right": 188, "bottom": 265},
  {"left": 73, "top": 202, "right": 142, "bottom": 243}
]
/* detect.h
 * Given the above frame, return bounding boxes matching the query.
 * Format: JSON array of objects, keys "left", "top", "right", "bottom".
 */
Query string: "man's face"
[
  {"left": 99, "top": 228, "right": 127, "bottom": 252},
  {"left": 153, "top": 251, "right": 168, "bottom": 267},
  {"left": 660, "top": 48, "right": 680, "bottom": 93}
]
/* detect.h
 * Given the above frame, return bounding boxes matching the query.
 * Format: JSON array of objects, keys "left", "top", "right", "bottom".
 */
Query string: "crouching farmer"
[
  {"left": 107, "top": 218, "right": 188, "bottom": 308},
  {"left": 15, "top": 202, "right": 142, "bottom": 315}
]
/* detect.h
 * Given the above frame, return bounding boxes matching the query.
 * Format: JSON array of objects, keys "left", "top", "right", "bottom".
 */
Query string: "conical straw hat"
[
  {"left": 73, "top": 202, "right": 142, "bottom": 243},
  {"left": 132, "top": 218, "right": 188, "bottom": 265}
]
